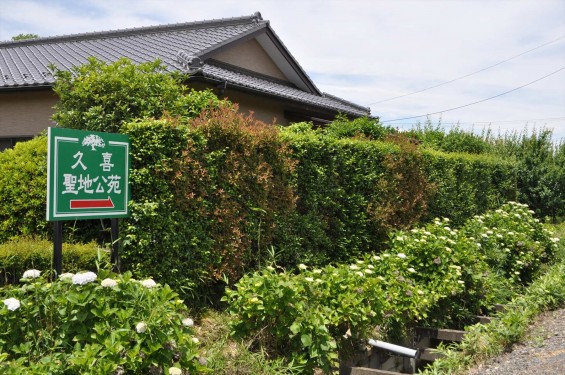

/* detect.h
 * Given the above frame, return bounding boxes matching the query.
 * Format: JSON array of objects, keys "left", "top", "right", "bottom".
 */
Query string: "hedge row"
[
  {"left": 0, "top": 237, "right": 103, "bottom": 285},
  {"left": 281, "top": 123, "right": 517, "bottom": 261},
  {"left": 0, "top": 114, "right": 517, "bottom": 304}
]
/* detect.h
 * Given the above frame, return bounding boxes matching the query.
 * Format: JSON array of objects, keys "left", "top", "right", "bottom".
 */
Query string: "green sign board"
[{"left": 47, "top": 127, "right": 130, "bottom": 221}]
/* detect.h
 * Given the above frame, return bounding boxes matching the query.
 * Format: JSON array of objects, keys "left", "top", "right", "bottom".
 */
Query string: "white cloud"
[{"left": 1, "top": 0, "right": 564, "bottom": 141}]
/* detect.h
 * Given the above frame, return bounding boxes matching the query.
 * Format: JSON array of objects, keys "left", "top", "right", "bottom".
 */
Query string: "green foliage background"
[
  {"left": 0, "top": 57, "right": 545, "bottom": 308},
  {"left": 0, "top": 238, "right": 102, "bottom": 286}
]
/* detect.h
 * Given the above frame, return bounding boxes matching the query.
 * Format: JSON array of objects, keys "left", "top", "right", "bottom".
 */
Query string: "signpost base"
[
  {"left": 110, "top": 218, "right": 120, "bottom": 272},
  {"left": 53, "top": 221, "right": 63, "bottom": 277}
]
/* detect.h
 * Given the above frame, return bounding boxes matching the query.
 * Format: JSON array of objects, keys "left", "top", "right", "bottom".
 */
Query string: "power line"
[
  {"left": 368, "top": 35, "right": 565, "bottom": 106},
  {"left": 390, "top": 116, "right": 565, "bottom": 126},
  {"left": 381, "top": 66, "right": 565, "bottom": 123}
]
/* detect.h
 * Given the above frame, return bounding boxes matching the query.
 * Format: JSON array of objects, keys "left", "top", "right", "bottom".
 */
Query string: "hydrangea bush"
[
  {"left": 224, "top": 202, "right": 559, "bottom": 372},
  {"left": 0, "top": 270, "right": 206, "bottom": 374}
]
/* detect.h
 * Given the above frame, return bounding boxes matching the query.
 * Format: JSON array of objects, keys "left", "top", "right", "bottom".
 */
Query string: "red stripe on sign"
[{"left": 70, "top": 197, "right": 114, "bottom": 209}]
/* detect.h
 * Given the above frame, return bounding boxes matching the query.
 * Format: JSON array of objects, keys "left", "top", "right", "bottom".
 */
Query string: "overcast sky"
[{"left": 1, "top": 0, "right": 564, "bottom": 142}]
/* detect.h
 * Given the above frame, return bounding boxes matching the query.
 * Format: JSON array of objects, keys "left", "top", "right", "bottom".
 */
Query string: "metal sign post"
[{"left": 47, "top": 127, "right": 130, "bottom": 274}]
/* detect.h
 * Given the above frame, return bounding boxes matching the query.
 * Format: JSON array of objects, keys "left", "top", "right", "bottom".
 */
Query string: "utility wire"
[
  {"left": 369, "top": 35, "right": 565, "bottom": 106},
  {"left": 381, "top": 66, "right": 565, "bottom": 123},
  {"left": 390, "top": 116, "right": 565, "bottom": 126}
]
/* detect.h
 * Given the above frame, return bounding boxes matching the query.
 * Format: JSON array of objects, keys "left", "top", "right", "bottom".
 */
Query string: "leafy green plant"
[
  {"left": 0, "top": 137, "right": 49, "bottom": 242},
  {"left": 322, "top": 115, "right": 396, "bottom": 140},
  {"left": 462, "top": 201, "right": 558, "bottom": 286},
  {"left": 420, "top": 250, "right": 565, "bottom": 375},
  {"left": 223, "top": 202, "right": 559, "bottom": 373},
  {"left": 52, "top": 57, "right": 221, "bottom": 133},
  {"left": 0, "top": 269, "right": 206, "bottom": 374}
]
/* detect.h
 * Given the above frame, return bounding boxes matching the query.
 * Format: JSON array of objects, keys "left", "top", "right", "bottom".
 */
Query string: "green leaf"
[
  {"left": 300, "top": 333, "right": 312, "bottom": 347},
  {"left": 290, "top": 322, "right": 301, "bottom": 335}
]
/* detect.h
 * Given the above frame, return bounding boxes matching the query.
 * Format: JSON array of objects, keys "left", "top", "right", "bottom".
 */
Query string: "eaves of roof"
[{"left": 196, "top": 62, "right": 369, "bottom": 117}]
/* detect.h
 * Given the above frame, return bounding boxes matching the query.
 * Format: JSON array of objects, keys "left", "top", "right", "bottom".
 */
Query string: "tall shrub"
[
  {"left": 120, "top": 107, "right": 297, "bottom": 304},
  {"left": 52, "top": 57, "right": 220, "bottom": 133},
  {"left": 0, "top": 137, "right": 48, "bottom": 242},
  {"left": 513, "top": 130, "right": 563, "bottom": 221}
]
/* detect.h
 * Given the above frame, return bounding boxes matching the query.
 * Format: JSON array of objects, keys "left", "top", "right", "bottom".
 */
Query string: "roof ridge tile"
[{"left": 0, "top": 12, "right": 264, "bottom": 46}]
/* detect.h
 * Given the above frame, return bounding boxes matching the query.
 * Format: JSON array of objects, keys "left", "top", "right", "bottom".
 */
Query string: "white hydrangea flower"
[
  {"left": 397, "top": 253, "right": 407, "bottom": 259},
  {"left": 59, "top": 272, "right": 74, "bottom": 281},
  {"left": 101, "top": 278, "right": 118, "bottom": 288},
  {"left": 372, "top": 255, "right": 381, "bottom": 261},
  {"left": 22, "top": 269, "right": 41, "bottom": 279},
  {"left": 355, "top": 271, "right": 364, "bottom": 277},
  {"left": 298, "top": 264, "right": 307, "bottom": 270},
  {"left": 3, "top": 297, "right": 20, "bottom": 311},
  {"left": 182, "top": 318, "right": 194, "bottom": 327},
  {"left": 305, "top": 277, "right": 314, "bottom": 282},
  {"left": 169, "top": 367, "right": 182, "bottom": 375},
  {"left": 349, "top": 264, "right": 359, "bottom": 270},
  {"left": 135, "top": 322, "right": 147, "bottom": 333},
  {"left": 191, "top": 337, "right": 200, "bottom": 344},
  {"left": 551, "top": 238, "right": 560, "bottom": 243},
  {"left": 72, "top": 271, "right": 97, "bottom": 285},
  {"left": 141, "top": 279, "right": 157, "bottom": 289},
  {"left": 313, "top": 269, "right": 323, "bottom": 274},
  {"left": 364, "top": 269, "right": 373, "bottom": 274},
  {"left": 407, "top": 267, "right": 416, "bottom": 273}
]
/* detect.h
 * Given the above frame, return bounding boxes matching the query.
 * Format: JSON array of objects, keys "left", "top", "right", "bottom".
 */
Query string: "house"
[{"left": 0, "top": 12, "right": 370, "bottom": 150}]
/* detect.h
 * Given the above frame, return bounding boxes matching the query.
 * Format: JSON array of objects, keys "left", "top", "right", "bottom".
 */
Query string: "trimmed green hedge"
[
  {"left": 0, "top": 117, "right": 518, "bottom": 304},
  {"left": 423, "top": 149, "right": 518, "bottom": 225},
  {"left": 280, "top": 123, "right": 517, "bottom": 262},
  {"left": 0, "top": 237, "right": 104, "bottom": 285}
]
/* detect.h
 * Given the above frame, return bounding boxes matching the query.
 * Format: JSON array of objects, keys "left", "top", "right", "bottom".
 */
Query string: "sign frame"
[{"left": 46, "top": 127, "right": 130, "bottom": 221}]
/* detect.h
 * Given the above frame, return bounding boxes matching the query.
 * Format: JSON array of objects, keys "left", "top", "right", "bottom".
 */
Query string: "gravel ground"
[{"left": 466, "top": 307, "right": 565, "bottom": 375}]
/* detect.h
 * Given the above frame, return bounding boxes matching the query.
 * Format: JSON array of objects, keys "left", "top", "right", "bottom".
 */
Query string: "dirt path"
[{"left": 466, "top": 307, "right": 565, "bottom": 375}]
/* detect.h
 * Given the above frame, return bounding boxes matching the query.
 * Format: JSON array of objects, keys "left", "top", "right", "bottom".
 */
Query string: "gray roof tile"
[
  {"left": 201, "top": 63, "right": 369, "bottom": 116},
  {"left": 0, "top": 13, "right": 369, "bottom": 117}
]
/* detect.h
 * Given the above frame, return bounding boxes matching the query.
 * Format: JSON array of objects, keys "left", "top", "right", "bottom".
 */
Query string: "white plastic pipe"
[{"left": 368, "top": 339, "right": 418, "bottom": 358}]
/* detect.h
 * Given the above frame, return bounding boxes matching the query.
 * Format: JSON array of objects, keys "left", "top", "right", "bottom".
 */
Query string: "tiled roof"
[
  {"left": 0, "top": 12, "right": 369, "bottom": 117},
  {"left": 201, "top": 62, "right": 370, "bottom": 116}
]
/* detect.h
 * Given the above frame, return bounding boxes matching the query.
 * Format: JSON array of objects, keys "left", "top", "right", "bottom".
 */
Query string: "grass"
[{"left": 195, "top": 310, "right": 302, "bottom": 374}]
